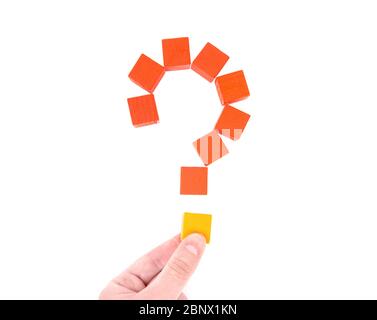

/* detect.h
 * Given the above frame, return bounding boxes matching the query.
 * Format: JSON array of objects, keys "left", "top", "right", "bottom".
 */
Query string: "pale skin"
[{"left": 100, "top": 233, "right": 206, "bottom": 300}]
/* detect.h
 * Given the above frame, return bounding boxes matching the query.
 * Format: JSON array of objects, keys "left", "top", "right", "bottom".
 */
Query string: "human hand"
[{"left": 100, "top": 233, "right": 206, "bottom": 300}]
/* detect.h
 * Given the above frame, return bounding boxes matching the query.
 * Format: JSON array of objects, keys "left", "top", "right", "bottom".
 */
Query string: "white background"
[{"left": 0, "top": 0, "right": 376, "bottom": 299}]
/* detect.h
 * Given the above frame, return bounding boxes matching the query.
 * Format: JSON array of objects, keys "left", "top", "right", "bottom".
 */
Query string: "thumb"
[{"left": 139, "top": 233, "right": 206, "bottom": 300}]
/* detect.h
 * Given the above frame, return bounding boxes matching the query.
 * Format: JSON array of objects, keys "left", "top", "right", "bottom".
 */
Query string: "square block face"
[
  {"left": 215, "top": 105, "right": 251, "bottom": 140},
  {"left": 215, "top": 70, "right": 250, "bottom": 105},
  {"left": 128, "top": 54, "right": 165, "bottom": 93},
  {"left": 191, "top": 42, "right": 229, "bottom": 82},
  {"left": 193, "top": 130, "right": 229, "bottom": 166},
  {"left": 127, "top": 94, "right": 159, "bottom": 127},
  {"left": 162, "top": 37, "right": 191, "bottom": 71},
  {"left": 180, "top": 167, "right": 208, "bottom": 195},
  {"left": 181, "top": 212, "right": 212, "bottom": 244}
]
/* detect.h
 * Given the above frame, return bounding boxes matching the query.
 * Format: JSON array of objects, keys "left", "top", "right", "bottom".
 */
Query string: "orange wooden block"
[
  {"left": 127, "top": 94, "right": 159, "bottom": 127},
  {"left": 128, "top": 54, "right": 165, "bottom": 93},
  {"left": 215, "top": 105, "right": 251, "bottom": 140},
  {"left": 215, "top": 70, "right": 250, "bottom": 105},
  {"left": 162, "top": 37, "right": 191, "bottom": 71},
  {"left": 180, "top": 167, "right": 208, "bottom": 195},
  {"left": 193, "top": 130, "right": 229, "bottom": 166},
  {"left": 191, "top": 42, "right": 229, "bottom": 82}
]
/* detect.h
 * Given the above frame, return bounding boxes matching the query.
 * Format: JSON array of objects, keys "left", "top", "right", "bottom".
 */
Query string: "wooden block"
[
  {"left": 215, "top": 104, "right": 251, "bottom": 140},
  {"left": 215, "top": 70, "right": 250, "bottom": 105},
  {"left": 127, "top": 94, "right": 159, "bottom": 127},
  {"left": 180, "top": 167, "right": 208, "bottom": 195},
  {"left": 191, "top": 42, "right": 229, "bottom": 82},
  {"left": 181, "top": 212, "right": 212, "bottom": 244},
  {"left": 193, "top": 130, "right": 229, "bottom": 166},
  {"left": 162, "top": 37, "right": 191, "bottom": 71},
  {"left": 128, "top": 54, "right": 165, "bottom": 93}
]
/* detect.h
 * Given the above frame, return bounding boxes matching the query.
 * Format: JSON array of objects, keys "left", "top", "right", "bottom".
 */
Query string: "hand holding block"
[
  {"left": 128, "top": 54, "right": 165, "bottom": 93},
  {"left": 215, "top": 70, "right": 250, "bottom": 105},
  {"left": 181, "top": 212, "right": 212, "bottom": 244},
  {"left": 127, "top": 94, "right": 159, "bottom": 127},
  {"left": 193, "top": 130, "right": 229, "bottom": 166},
  {"left": 180, "top": 167, "right": 208, "bottom": 195},
  {"left": 191, "top": 42, "right": 229, "bottom": 82},
  {"left": 215, "top": 104, "right": 251, "bottom": 140},
  {"left": 162, "top": 37, "right": 191, "bottom": 71}
]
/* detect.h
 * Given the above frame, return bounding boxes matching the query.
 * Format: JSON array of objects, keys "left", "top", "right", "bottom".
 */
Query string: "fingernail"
[
  {"left": 185, "top": 233, "right": 206, "bottom": 256},
  {"left": 186, "top": 244, "right": 199, "bottom": 256}
]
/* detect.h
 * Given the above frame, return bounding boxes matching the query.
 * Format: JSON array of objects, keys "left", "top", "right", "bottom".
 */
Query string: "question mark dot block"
[
  {"left": 193, "top": 130, "right": 229, "bottom": 166},
  {"left": 215, "top": 70, "right": 250, "bottom": 105},
  {"left": 191, "top": 42, "right": 229, "bottom": 82},
  {"left": 162, "top": 37, "right": 191, "bottom": 71},
  {"left": 215, "top": 104, "right": 251, "bottom": 140},
  {"left": 128, "top": 54, "right": 165, "bottom": 93},
  {"left": 180, "top": 167, "right": 208, "bottom": 195},
  {"left": 127, "top": 94, "right": 159, "bottom": 127},
  {"left": 181, "top": 212, "right": 212, "bottom": 244}
]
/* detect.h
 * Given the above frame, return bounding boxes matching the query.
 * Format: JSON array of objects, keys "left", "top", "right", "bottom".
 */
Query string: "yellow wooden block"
[{"left": 181, "top": 212, "right": 212, "bottom": 244}]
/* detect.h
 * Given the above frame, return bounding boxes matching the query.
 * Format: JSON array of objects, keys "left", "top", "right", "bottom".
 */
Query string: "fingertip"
[
  {"left": 172, "top": 234, "right": 182, "bottom": 244},
  {"left": 182, "top": 233, "right": 206, "bottom": 256}
]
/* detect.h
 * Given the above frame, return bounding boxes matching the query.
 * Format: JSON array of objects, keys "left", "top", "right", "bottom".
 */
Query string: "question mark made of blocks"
[{"left": 127, "top": 38, "right": 251, "bottom": 244}]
